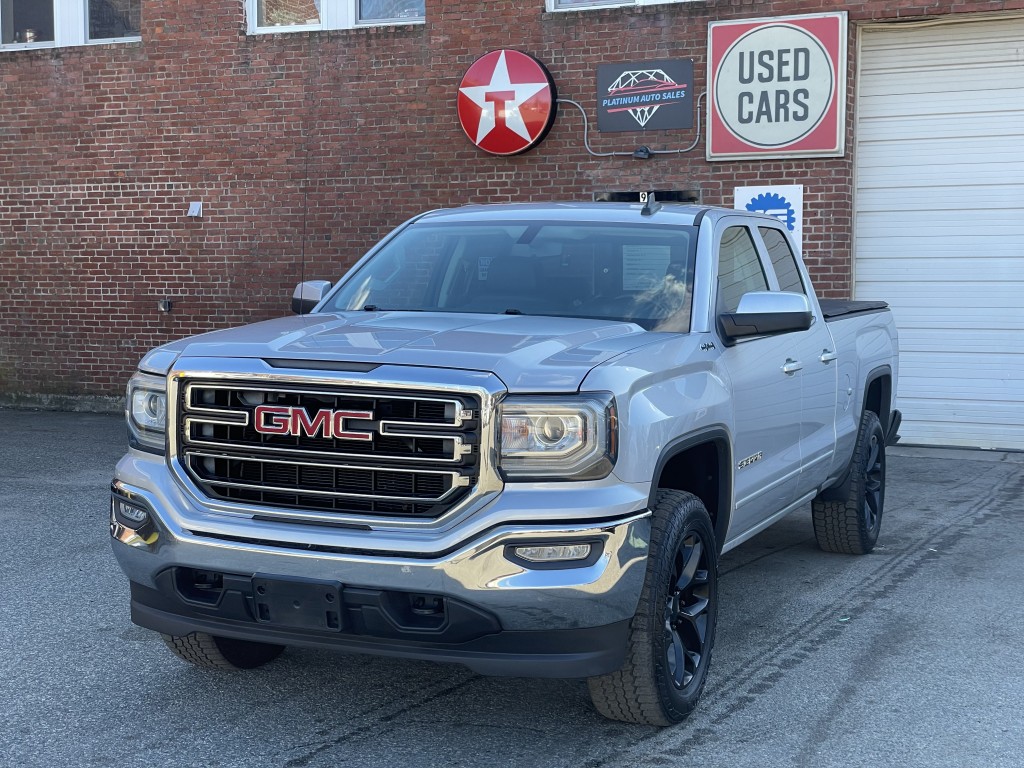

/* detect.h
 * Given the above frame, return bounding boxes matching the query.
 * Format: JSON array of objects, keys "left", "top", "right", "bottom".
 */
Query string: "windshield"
[{"left": 321, "top": 219, "right": 697, "bottom": 332}]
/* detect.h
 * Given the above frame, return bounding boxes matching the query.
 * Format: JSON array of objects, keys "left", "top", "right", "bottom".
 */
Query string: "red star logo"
[{"left": 457, "top": 50, "right": 557, "bottom": 156}]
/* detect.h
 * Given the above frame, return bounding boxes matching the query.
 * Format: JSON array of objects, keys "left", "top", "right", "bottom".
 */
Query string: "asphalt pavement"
[{"left": 1, "top": 409, "right": 1022, "bottom": 768}]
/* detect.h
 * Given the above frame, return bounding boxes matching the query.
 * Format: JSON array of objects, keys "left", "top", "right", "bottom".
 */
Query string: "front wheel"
[
  {"left": 587, "top": 490, "right": 719, "bottom": 726},
  {"left": 161, "top": 632, "right": 285, "bottom": 670},
  {"left": 812, "top": 410, "right": 886, "bottom": 555}
]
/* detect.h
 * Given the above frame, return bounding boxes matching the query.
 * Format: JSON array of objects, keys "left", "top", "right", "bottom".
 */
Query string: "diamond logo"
[
  {"left": 606, "top": 69, "right": 681, "bottom": 128},
  {"left": 597, "top": 60, "right": 694, "bottom": 134}
]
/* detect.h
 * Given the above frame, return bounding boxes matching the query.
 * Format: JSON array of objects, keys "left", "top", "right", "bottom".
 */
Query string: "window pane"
[
  {"left": 359, "top": 0, "right": 425, "bottom": 21},
  {"left": 554, "top": 0, "right": 622, "bottom": 7},
  {"left": 759, "top": 227, "right": 805, "bottom": 295},
  {"left": 257, "top": 0, "right": 321, "bottom": 27},
  {"left": 89, "top": 0, "right": 140, "bottom": 40},
  {"left": 3, "top": 0, "right": 54, "bottom": 44},
  {"left": 717, "top": 227, "right": 767, "bottom": 313}
]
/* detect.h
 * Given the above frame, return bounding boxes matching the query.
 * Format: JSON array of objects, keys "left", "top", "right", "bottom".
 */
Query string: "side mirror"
[
  {"left": 291, "top": 280, "right": 332, "bottom": 315},
  {"left": 718, "top": 291, "right": 813, "bottom": 345}
]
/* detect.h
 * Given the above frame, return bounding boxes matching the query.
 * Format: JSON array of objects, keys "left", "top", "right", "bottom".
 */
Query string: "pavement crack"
[
  {"left": 719, "top": 536, "right": 816, "bottom": 577},
  {"left": 279, "top": 675, "right": 479, "bottom": 767}
]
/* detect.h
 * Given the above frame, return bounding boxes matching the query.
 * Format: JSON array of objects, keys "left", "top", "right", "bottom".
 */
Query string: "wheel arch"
[
  {"left": 862, "top": 365, "right": 894, "bottom": 435},
  {"left": 820, "top": 371, "right": 892, "bottom": 503},
  {"left": 648, "top": 427, "right": 733, "bottom": 553}
]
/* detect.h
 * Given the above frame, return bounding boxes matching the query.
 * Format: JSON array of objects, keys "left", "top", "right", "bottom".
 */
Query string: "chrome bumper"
[{"left": 110, "top": 457, "right": 652, "bottom": 632}]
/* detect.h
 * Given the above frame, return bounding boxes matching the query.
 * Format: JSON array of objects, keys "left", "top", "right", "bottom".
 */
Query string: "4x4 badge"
[{"left": 737, "top": 451, "right": 763, "bottom": 469}]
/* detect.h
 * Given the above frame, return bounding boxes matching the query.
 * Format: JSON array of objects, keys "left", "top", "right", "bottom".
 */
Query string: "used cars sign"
[{"left": 708, "top": 12, "right": 846, "bottom": 160}]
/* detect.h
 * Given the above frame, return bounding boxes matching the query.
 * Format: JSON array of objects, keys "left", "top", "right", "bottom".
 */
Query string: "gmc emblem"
[{"left": 254, "top": 405, "right": 374, "bottom": 441}]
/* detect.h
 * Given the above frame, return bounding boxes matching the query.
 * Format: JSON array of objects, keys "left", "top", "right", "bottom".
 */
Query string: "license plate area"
[{"left": 252, "top": 575, "right": 344, "bottom": 632}]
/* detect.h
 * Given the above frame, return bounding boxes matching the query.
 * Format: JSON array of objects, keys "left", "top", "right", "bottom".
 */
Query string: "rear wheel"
[
  {"left": 587, "top": 490, "right": 718, "bottom": 725},
  {"left": 161, "top": 632, "right": 285, "bottom": 670},
  {"left": 812, "top": 410, "right": 886, "bottom": 555}
]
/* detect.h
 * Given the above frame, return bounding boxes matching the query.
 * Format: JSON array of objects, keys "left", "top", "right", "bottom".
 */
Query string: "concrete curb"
[
  {"left": 0, "top": 394, "right": 123, "bottom": 414},
  {"left": 889, "top": 444, "right": 1023, "bottom": 464}
]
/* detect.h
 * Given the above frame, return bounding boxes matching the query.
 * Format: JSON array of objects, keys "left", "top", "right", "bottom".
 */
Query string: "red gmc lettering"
[
  {"left": 293, "top": 408, "right": 332, "bottom": 438},
  {"left": 254, "top": 406, "right": 373, "bottom": 440},
  {"left": 254, "top": 405, "right": 292, "bottom": 434},
  {"left": 331, "top": 410, "right": 374, "bottom": 441}
]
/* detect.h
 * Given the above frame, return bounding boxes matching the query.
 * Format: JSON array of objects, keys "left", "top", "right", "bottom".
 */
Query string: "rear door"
[{"left": 754, "top": 225, "right": 838, "bottom": 494}]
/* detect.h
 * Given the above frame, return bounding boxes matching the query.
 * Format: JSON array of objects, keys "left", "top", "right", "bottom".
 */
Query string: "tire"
[
  {"left": 161, "top": 632, "right": 285, "bottom": 671},
  {"left": 812, "top": 410, "right": 886, "bottom": 555},
  {"left": 588, "top": 490, "right": 719, "bottom": 726}
]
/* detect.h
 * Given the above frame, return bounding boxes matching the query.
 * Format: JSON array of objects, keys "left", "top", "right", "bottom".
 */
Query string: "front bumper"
[{"left": 110, "top": 466, "right": 652, "bottom": 677}]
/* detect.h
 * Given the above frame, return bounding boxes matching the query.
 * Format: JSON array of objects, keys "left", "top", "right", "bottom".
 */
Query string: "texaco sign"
[
  {"left": 708, "top": 12, "right": 847, "bottom": 160},
  {"left": 457, "top": 49, "right": 557, "bottom": 156}
]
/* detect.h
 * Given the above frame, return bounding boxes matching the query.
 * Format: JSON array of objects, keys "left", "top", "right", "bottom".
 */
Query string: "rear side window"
[
  {"left": 717, "top": 226, "right": 768, "bottom": 313},
  {"left": 759, "top": 227, "right": 805, "bottom": 295}
]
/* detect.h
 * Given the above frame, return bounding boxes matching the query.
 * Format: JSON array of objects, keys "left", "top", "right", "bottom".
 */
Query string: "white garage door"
[{"left": 855, "top": 16, "right": 1024, "bottom": 450}]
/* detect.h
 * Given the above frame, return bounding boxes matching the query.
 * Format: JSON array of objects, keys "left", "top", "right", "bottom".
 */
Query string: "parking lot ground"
[{"left": 1, "top": 409, "right": 1022, "bottom": 768}]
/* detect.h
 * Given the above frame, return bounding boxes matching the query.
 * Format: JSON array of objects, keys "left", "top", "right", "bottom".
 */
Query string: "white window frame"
[
  {"left": 0, "top": 0, "right": 140, "bottom": 51},
  {"left": 246, "top": 0, "right": 424, "bottom": 35},
  {"left": 545, "top": 0, "right": 696, "bottom": 12}
]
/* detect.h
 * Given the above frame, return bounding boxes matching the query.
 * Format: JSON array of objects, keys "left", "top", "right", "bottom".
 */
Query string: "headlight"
[
  {"left": 498, "top": 394, "right": 616, "bottom": 480},
  {"left": 126, "top": 372, "right": 167, "bottom": 454}
]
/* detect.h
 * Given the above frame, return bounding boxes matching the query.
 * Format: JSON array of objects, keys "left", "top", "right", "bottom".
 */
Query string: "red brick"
[{"left": 0, "top": 0, "right": 1010, "bottom": 396}]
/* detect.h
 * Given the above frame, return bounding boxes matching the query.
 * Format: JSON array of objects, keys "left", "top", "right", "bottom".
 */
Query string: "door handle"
[
  {"left": 782, "top": 359, "right": 803, "bottom": 375},
  {"left": 820, "top": 349, "right": 838, "bottom": 364}
]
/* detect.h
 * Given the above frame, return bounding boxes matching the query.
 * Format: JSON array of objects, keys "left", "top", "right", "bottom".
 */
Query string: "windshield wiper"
[
  {"left": 362, "top": 305, "right": 424, "bottom": 312},
  {"left": 503, "top": 308, "right": 524, "bottom": 315}
]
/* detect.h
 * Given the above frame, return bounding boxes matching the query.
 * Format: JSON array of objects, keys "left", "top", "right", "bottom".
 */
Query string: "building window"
[
  {"left": 547, "top": 0, "right": 694, "bottom": 11},
  {"left": 257, "top": 0, "right": 321, "bottom": 27},
  {"left": 1, "top": 0, "right": 140, "bottom": 48},
  {"left": 358, "top": 0, "right": 424, "bottom": 22},
  {"left": 1, "top": 0, "right": 55, "bottom": 44},
  {"left": 248, "top": 0, "right": 424, "bottom": 32},
  {"left": 88, "top": 0, "right": 141, "bottom": 41}
]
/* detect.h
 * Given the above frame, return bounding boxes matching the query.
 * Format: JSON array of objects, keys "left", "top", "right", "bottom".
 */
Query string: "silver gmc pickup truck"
[{"left": 111, "top": 201, "right": 900, "bottom": 725}]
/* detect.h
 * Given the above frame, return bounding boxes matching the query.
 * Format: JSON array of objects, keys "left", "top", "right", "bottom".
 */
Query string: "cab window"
[
  {"left": 717, "top": 226, "right": 768, "bottom": 313},
  {"left": 759, "top": 227, "right": 805, "bottom": 295}
]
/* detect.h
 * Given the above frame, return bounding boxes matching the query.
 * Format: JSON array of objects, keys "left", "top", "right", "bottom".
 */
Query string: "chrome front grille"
[{"left": 176, "top": 380, "right": 481, "bottom": 519}]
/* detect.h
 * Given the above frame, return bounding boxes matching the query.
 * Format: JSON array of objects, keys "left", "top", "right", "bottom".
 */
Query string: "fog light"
[
  {"left": 513, "top": 544, "right": 592, "bottom": 563},
  {"left": 112, "top": 497, "right": 150, "bottom": 528}
]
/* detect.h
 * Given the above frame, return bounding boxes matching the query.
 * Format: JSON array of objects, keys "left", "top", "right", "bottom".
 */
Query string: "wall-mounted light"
[
  {"left": 186, "top": 202, "right": 203, "bottom": 218},
  {"left": 157, "top": 299, "right": 174, "bottom": 313}
]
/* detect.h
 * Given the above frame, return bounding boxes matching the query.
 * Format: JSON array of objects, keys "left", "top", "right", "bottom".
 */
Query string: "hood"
[{"left": 141, "top": 311, "right": 663, "bottom": 391}]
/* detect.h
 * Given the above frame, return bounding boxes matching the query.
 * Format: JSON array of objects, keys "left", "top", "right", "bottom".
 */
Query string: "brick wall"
[{"left": 0, "top": 0, "right": 1020, "bottom": 398}]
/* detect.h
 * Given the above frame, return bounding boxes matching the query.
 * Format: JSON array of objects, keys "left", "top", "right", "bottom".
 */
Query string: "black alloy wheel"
[
  {"left": 862, "top": 426, "right": 885, "bottom": 536},
  {"left": 664, "top": 532, "right": 712, "bottom": 690},
  {"left": 588, "top": 490, "right": 719, "bottom": 725}
]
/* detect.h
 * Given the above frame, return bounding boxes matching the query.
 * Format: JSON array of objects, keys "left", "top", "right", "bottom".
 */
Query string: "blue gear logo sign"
[{"left": 745, "top": 193, "right": 797, "bottom": 231}]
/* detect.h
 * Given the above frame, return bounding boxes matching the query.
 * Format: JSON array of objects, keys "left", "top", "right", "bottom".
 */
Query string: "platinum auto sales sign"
[{"left": 708, "top": 12, "right": 847, "bottom": 160}]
